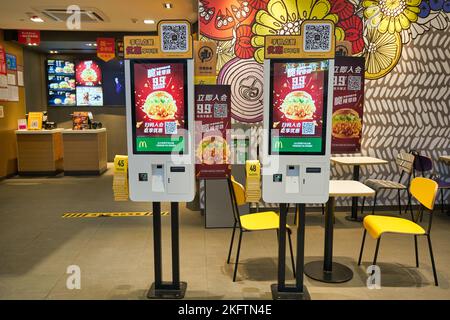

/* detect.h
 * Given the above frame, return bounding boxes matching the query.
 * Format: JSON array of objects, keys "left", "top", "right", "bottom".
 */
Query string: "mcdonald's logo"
[
  {"left": 138, "top": 140, "right": 148, "bottom": 149},
  {"left": 274, "top": 140, "right": 283, "bottom": 149}
]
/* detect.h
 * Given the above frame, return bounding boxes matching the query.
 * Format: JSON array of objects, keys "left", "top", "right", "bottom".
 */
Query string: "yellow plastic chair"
[
  {"left": 227, "top": 176, "right": 296, "bottom": 282},
  {"left": 358, "top": 177, "right": 439, "bottom": 286}
]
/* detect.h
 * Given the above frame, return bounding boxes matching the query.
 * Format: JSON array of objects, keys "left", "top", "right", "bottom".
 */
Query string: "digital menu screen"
[
  {"left": 131, "top": 60, "right": 188, "bottom": 154},
  {"left": 75, "top": 60, "right": 103, "bottom": 106},
  {"left": 270, "top": 60, "right": 329, "bottom": 155},
  {"left": 76, "top": 87, "right": 103, "bottom": 106},
  {"left": 47, "top": 59, "right": 76, "bottom": 106}
]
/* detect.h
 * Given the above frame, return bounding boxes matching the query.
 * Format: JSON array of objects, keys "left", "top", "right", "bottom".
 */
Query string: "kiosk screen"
[
  {"left": 131, "top": 60, "right": 188, "bottom": 154},
  {"left": 269, "top": 60, "right": 329, "bottom": 155}
]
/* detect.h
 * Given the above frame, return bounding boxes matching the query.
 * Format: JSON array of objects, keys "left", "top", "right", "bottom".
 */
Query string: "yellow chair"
[
  {"left": 227, "top": 176, "right": 296, "bottom": 282},
  {"left": 358, "top": 177, "right": 439, "bottom": 286}
]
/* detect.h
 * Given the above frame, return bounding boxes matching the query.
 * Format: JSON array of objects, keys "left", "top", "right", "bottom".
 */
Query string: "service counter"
[
  {"left": 15, "top": 129, "right": 64, "bottom": 175},
  {"left": 62, "top": 128, "right": 107, "bottom": 175}
]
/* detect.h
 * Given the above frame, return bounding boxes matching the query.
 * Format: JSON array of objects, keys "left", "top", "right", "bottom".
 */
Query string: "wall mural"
[{"left": 199, "top": 0, "right": 450, "bottom": 207}]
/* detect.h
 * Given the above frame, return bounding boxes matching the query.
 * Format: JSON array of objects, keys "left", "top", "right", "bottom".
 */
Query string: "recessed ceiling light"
[
  {"left": 50, "top": 50, "right": 58, "bottom": 54},
  {"left": 30, "top": 16, "right": 44, "bottom": 23},
  {"left": 144, "top": 19, "right": 155, "bottom": 24},
  {"left": 163, "top": 3, "right": 173, "bottom": 9}
]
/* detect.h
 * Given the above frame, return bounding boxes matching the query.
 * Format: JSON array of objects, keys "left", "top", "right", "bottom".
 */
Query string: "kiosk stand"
[
  {"left": 124, "top": 21, "right": 195, "bottom": 299},
  {"left": 261, "top": 21, "right": 335, "bottom": 300}
]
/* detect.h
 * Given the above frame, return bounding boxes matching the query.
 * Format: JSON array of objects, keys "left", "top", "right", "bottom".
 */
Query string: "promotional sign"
[
  {"left": 124, "top": 20, "right": 193, "bottom": 60},
  {"left": 331, "top": 56, "right": 365, "bottom": 153},
  {"left": 194, "top": 40, "right": 217, "bottom": 76},
  {"left": 72, "top": 111, "right": 90, "bottom": 130},
  {"left": 270, "top": 60, "right": 329, "bottom": 154},
  {"left": 76, "top": 60, "right": 103, "bottom": 106},
  {"left": 6, "top": 54, "right": 17, "bottom": 70},
  {"left": 194, "top": 85, "right": 231, "bottom": 179},
  {"left": 18, "top": 30, "right": 41, "bottom": 46},
  {"left": 0, "top": 45, "right": 6, "bottom": 76},
  {"left": 97, "top": 38, "right": 116, "bottom": 62},
  {"left": 132, "top": 61, "right": 187, "bottom": 153},
  {"left": 27, "top": 112, "right": 43, "bottom": 130}
]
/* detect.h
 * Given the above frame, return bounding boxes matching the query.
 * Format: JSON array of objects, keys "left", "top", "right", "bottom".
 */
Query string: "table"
[
  {"left": 15, "top": 129, "right": 64, "bottom": 175},
  {"left": 331, "top": 156, "right": 387, "bottom": 222},
  {"left": 62, "top": 128, "right": 107, "bottom": 175},
  {"left": 304, "top": 180, "right": 376, "bottom": 283},
  {"left": 439, "top": 155, "right": 450, "bottom": 164}
]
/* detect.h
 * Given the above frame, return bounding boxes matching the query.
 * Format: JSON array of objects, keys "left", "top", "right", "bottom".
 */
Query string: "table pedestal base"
[
  {"left": 304, "top": 261, "right": 353, "bottom": 283},
  {"left": 345, "top": 215, "right": 363, "bottom": 222},
  {"left": 147, "top": 281, "right": 187, "bottom": 299},
  {"left": 271, "top": 284, "right": 311, "bottom": 300}
]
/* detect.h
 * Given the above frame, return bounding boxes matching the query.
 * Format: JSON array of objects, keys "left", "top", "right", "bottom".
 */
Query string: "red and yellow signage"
[
  {"left": 18, "top": 30, "right": 40, "bottom": 46},
  {"left": 0, "top": 45, "right": 6, "bottom": 75},
  {"left": 97, "top": 38, "right": 116, "bottom": 62}
]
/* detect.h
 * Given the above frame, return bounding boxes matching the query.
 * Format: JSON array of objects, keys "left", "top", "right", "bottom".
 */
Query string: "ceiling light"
[
  {"left": 163, "top": 3, "right": 173, "bottom": 9},
  {"left": 30, "top": 16, "right": 44, "bottom": 23},
  {"left": 50, "top": 50, "right": 58, "bottom": 54},
  {"left": 85, "top": 43, "right": 96, "bottom": 47},
  {"left": 144, "top": 19, "right": 155, "bottom": 24}
]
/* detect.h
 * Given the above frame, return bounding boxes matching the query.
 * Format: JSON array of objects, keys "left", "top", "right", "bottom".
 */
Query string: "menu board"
[
  {"left": 131, "top": 60, "right": 188, "bottom": 154},
  {"left": 331, "top": 56, "right": 365, "bottom": 153},
  {"left": 47, "top": 59, "right": 76, "bottom": 106},
  {"left": 270, "top": 60, "right": 329, "bottom": 155}
]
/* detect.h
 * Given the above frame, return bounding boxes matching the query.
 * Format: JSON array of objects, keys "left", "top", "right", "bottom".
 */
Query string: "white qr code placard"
[
  {"left": 160, "top": 23, "right": 189, "bottom": 53},
  {"left": 165, "top": 121, "right": 177, "bottom": 134},
  {"left": 303, "top": 23, "right": 332, "bottom": 53},
  {"left": 302, "top": 122, "right": 315, "bottom": 135}
]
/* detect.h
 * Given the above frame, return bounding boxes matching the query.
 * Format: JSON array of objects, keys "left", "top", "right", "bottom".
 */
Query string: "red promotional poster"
[
  {"left": 195, "top": 85, "right": 232, "bottom": 179},
  {"left": 76, "top": 60, "right": 102, "bottom": 86},
  {"left": 271, "top": 61, "right": 329, "bottom": 154},
  {"left": 97, "top": 38, "right": 116, "bottom": 62},
  {"left": 132, "top": 61, "right": 187, "bottom": 153},
  {"left": 0, "top": 45, "right": 6, "bottom": 75},
  {"left": 18, "top": 30, "right": 40, "bottom": 46},
  {"left": 331, "top": 56, "right": 365, "bottom": 153}
]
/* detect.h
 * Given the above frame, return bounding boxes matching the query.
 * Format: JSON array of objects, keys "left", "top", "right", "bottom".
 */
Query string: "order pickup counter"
[
  {"left": 62, "top": 128, "right": 107, "bottom": 175},
  {"left": 15, "top": 129, "right": 64, "bottom": 175}
]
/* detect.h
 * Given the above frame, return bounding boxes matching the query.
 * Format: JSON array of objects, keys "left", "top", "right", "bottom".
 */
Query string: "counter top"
[
  {"left": 15, "top": 129, "right": 64, "bottom": 135},
  {"left": 62, "top": 128, "right": 107, "bottom": 134}
]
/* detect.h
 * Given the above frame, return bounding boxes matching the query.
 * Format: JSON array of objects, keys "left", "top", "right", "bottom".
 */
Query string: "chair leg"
[
  {"left": 233, "top": 231, "right": 243, "bottom": 282},
  {"left": 397, "top": 189, "right": 402, "bottom": 215},
  {"left": 426, "top": 234, "right": 438, "bottom": 286},
  {"left": 373, "top": 237, "right": 381, "bottom": 266},
  {"left": 287, "top": 229, "right": 296, "bottom": 278},
  {"left": 321, "top": 204, "right": 325, "bottom": 215},
  {"left": 414, "top": 235, "right": 419, "bottom": 268},
  {"left": 227, "top": 222, "right": 237, "bottom": 264},
  {"left": 361, "top": 197, "right": 366, "bottom": 217},
  {"left": 371, "top": 192, "right": 378, "bottom": 215},
  {"left": 358, "top": 229, "right": 367, "bottom": 266},
  {"left": 441, "top": 189, "right": 445, "bottom": 214}
]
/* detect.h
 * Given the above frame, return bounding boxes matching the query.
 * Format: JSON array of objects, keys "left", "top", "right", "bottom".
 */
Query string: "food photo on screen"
[
  {"left": 76, "top": 86, "right": 103, "bottom": 106},
  {"left": 133, "top": 61, "right": 187, "bottom": 153},
  {"left": 47, "top": 59, "right": 76, "bottom": 106},
  {"left": 76, "top": 60, "right": 102, "bottom": 86},
  {"left": 271, "top": 61, "right": 327, "bottom": 154}
]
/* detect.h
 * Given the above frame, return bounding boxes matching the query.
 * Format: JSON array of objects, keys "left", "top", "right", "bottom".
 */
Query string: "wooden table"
[
  {"left": 16, "top": 129, "right": 64, "bottom": 175},
  {"left": 439, "top": 155, "right": 450, "bottom": 164},
  {"left": 331, "top": 156, "right": 388, "bottom": 222},
  {"left": 304, "top": 180, "right": 376, "bottom": 283},
  {"left": 62, "top": 128, "right": 107, "bottom": 175}
]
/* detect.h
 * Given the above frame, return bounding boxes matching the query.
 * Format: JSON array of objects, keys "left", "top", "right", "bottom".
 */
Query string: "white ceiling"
[{"left": 0, "top": 0, "right": 198, "bottom": 31}]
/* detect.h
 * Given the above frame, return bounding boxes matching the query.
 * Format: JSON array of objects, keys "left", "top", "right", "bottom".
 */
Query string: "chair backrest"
[
  {"left": 410, "top": 177, "right": 438, "bottom": 211},
  {"left": 230, "top": 176, "right": 246, "bottom": 206},
  {"left": 414, "top": 154, "right": 433, "bottom": 174},
  {"left": 395, "top": 152, "right": 415, "bottom": 174}
]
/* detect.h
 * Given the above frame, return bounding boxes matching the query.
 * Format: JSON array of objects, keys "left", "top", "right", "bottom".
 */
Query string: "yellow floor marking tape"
[{"left": 62, "top": 211, "right": 169, "bottom": 218}]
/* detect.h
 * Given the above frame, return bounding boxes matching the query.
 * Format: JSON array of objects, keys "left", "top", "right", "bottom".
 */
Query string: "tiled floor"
[{"left": 0, "top": 166, "right": 449, "bottom": 300}]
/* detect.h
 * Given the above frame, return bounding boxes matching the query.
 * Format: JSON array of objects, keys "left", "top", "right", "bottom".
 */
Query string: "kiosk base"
[
  {"left": 304, "top": 261, "right": 353, "bottom": 283},
  {"left": 147, "top": 281, "right": 187, "bottom": 299},
  {"left": 270, "top": 284, "right": 311, "bottom": 300}
]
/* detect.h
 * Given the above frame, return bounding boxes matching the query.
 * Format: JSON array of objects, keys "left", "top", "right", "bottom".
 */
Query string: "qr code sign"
[
  {"left": 214, "top": 104, "right": 228, "bottom": 118},
  {"left": 302, "top": 122, "right": 315, "bottom": 135},
  {"left": 303, "top": 23, "right": 332, "bottom": 52},
  {"left": 165, "top": 121, "right": 177, "bottom": 134},
  {"left": 161, "top": 23, "right": 188, "bottom": 53},
  {"left": 348, "top": 75, "right": 361, "bottom": 91}
]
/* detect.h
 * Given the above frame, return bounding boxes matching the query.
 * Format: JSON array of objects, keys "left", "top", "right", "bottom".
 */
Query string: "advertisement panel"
[
  {"left": 270, "top": 60, "right": 329, "bottom": 155},
  {"left": 194, "top": 85, "right": 231, "bottom": 179},
  {"left": 331, "top": 56, "right": 365, "bottom": 153},
  {"left": 132, "top": 60, "right": 188, "bottom": 154},
  {"left": 97, "top": 38, "right": 116, "bottom": 62}
]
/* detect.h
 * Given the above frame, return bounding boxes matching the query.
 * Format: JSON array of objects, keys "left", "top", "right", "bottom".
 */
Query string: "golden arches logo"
[
  {"left": 274, "top": 140, "right": 283, "bottom": 150},
  {"left": 138, "top": 140, "right": 148, "bottom": 149}
]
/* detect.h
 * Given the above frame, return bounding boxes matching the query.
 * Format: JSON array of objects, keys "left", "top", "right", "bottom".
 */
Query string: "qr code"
[
  {"left": 348, "top": 75, "right": 361, "bottom": 91},
  {"left": 214, "top": 104, "right": 227, "bottom": 118},
  {"left": 302, "top": 122, "right": 315, "bottom": 135},
  {"left": 161, "top": 23, "right": 188, "bottom": 52},
  {"left": 304, "top": 24, "right": 331, "bottom": 52},
  {"left": 165, "top": 121, "right": 177, "bottom": 134}
]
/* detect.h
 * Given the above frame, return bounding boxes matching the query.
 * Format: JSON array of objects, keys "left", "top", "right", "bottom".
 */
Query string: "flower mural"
[{"left": 362, "top": 0, "right": 422, "bottom": 34}]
